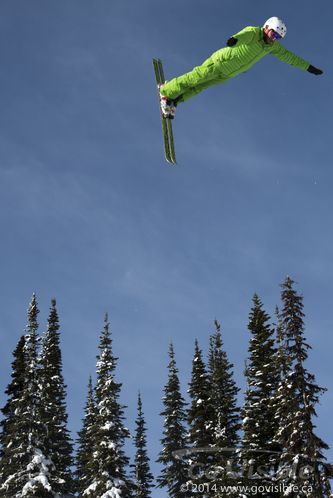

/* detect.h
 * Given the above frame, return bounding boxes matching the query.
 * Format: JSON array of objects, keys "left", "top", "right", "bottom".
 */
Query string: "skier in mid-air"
[{"left": 159, "top": 17, "right": 323, "bottom": 118}]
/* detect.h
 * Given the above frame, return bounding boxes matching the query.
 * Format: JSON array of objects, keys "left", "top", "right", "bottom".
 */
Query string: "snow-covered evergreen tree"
[
  {"left": 207, "top": 321, "right": 241, "bottom": 496},
  {"left": 242, "top": 294, "right": 280, "bottom": 466},
  {"left": 241, "top": 295, "right": 281, "bottom": 488},
  {"left": 188, "top": 340, "right": 215, "bottom": 449},
  {"left": 156, "top": 343, "right": 188, "bottom": 498},
  {"left": 208, "top": 320, "right": 240, "bottom": 450},
  {"left": 1, "top": 295, "right": 54, "bottom": 497},
  {"left": 39, "top": 299, "right": 74, "bottom": 495},
  {"left": 76, "top": 377, "right": 97, "bottom": 496},
  {"left": 274, "top": 277, "right": 331, "bottom": 497},
  {"left": 0, "top": 335, "right": 27, "bottom": 492},
  {"left": 82, "top": 313, "right": 132, "bottom": 498},
  {"left": 187, "top": 340, "right": 215, "bottom": 490},
  {"left": 131, "top": 393, "right": 154, "bottom": 498}
]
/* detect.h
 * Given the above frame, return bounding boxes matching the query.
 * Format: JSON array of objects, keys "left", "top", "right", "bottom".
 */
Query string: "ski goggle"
[{"left": 270, "top": 30, "right": 282, "bottom": 40}]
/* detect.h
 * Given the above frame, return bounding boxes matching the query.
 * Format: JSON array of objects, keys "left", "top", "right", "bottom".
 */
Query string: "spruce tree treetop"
[
  {"left": 280, "top": 276, "right": 310, "bottom": 363},
  {"left": 132, "top": 393, "right": 154, "bottom": 498},
  {"left": 208, "top": 320, "right": 240, "bottom": 450},
  {"left": 157, "top": 343, "right": 188, "bottom": 498},
  {"left": 82, "top": 313, "right": 131, "bottom": 498},
  {"left": 241, "top": 294, "right": 281, "bottom": 494},
  {"left": 275, "top": 277, "right": 331, "bottom": 497},
  {"left": 39, "top": 298, "right": 74, "bottom": 495},
  {"left": 25, "top": 293, "right": 40, "bottom": 374},
  {"left": 188, "top": 339, "right": 215, "bottom": 449},
  {"left": 206, "top": 320, "right": 241, "bottom": 497},
  {"left": 243, "top": 294, "right": 280, "bottom": 450}
]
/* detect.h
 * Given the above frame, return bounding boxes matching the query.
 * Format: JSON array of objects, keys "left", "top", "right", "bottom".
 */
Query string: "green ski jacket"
[
  {"left": 210, "top": 26, "right": 310, "bottom": 77},
  {"left": 161, "top": 26, "right": 311, "bottom": 102}
]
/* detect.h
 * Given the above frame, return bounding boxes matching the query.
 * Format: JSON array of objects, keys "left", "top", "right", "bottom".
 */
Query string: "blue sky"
[{"left": 0, "top": 0, "right": 332, "bottom": 493}]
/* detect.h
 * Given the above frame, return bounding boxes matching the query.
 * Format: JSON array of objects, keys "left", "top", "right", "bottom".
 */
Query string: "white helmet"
[{"left": 264, "top": 16, "right": 287, "bottom": 38}]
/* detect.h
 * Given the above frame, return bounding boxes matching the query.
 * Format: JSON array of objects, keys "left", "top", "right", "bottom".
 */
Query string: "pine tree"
[
  {"left": 0, "top": 294, "right": 54, "bottom": 498},
  {"left": 132, "top": 393, "right": 154, "bottom": 498},
  {"left": 187, "top": 340, "right": 215, "bottom": 490},
  {"left": 156, "top": 343, "right": 188, "bottom": 498},
  {"left": 39, "top": 299, "right": 74, "bottom": 495},
  {"left": 82, "top": 313, "right": 132, "bottom": 498},
  {"left": 241, "top": 295, "right": 281, "bottom": 487},
  {"left": 207, "top": 321, "right": 241, "bottom": 495},
  {"left": 188, "top": 340, "right": 215, "bottom": 449},
  {"left": 0, "top": 335, "right": 27, "bottom": 491},
  {"left": 208, "top": 320, "right": 240, "bottom": 450},
  {"left": 274, "top": 277, "right": 331, "bottom": 497},
  {"left": 76, "top": 376, "right": 97, "bottom": 496}
]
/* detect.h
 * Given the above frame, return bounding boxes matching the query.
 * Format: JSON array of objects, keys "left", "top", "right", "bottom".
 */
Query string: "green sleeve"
[
  {"left": 231, "top": 26, "right": 258, "bottom": 45},
  {"left": 270, "top": 43, "right": 310, "bottom": 70}
]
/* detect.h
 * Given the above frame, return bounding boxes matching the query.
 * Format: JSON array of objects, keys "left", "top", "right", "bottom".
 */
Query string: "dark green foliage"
[
  {"left": 208, "top": 320, "right": 241, "bottom": 449},
  {"left": 39, "top": 299, "right": 74, "bottom": 495},
  {"left": 81, "top": 314, "right": 132, "bottom": 498},
  {"left": 241, "top": 295, "right": 281, "bottom": 496},
  {"left": 0, "top": 335, "right": 27, "bottom": 492},
  {"left": 187, "top": 340, "right": 215, "bottom": 489},
  {"left": 0, "top": 296, "right": 74, "bottom": 497},
  {"left": 156, "top": 343, "right": 188, "bottom": 498},
  {"left": 242, "top": 295, "right": 280, "bottom": 450},
  {"left": 188, "top": 340, "right": 215, "bottom": 449},
  {"left": 0, "top": 295, "right": 54, "bottom": 498},
  {"left": 0, "top": 281, "right": 331, "bottom": 498},
  {"left": 132, "top": 393, "right": 154, "bottom": 498},
  {"left": 207, "top": 321, "right": 241, "bottom": 497},
  {"left": 274, "top": 277, "right": 331, "bottom": 497},
  {"left": 76, "top": 377, "right": 97, "bottom": 495}
]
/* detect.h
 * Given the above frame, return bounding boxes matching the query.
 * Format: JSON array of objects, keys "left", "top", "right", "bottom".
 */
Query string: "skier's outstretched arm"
[{"left": 270, "top": 43, "right": 323, "bottom": 74}]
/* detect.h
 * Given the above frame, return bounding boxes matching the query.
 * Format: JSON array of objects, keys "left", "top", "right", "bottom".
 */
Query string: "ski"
[{"left": 152, "top": 58, "right": 177, "bottom": 165}]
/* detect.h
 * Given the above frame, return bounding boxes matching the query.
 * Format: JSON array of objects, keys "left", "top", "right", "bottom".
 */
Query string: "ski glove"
[
  {"left": 307, "top": 65, "right": 323, "bottom": 75},
  {"left": 227, "top": 37, "right": 238, "bottom": 46}
]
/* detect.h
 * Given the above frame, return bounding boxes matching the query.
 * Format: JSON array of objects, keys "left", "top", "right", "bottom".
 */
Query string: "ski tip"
[{"left": 166, "top": 157, "right": 177, "bottom": 165}]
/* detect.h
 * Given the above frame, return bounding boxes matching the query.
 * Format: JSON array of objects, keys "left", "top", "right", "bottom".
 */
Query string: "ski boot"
[{"left": 159, "top": 85, "right": 176, "bottom": 119}]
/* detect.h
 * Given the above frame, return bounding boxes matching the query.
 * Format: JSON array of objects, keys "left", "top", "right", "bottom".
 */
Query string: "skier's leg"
[
  {"left": 179, "top": 74, "right": 229, "bottom": 102},
  {"left": 160, "top": 59, "right": 224, "bottom": 101}
]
